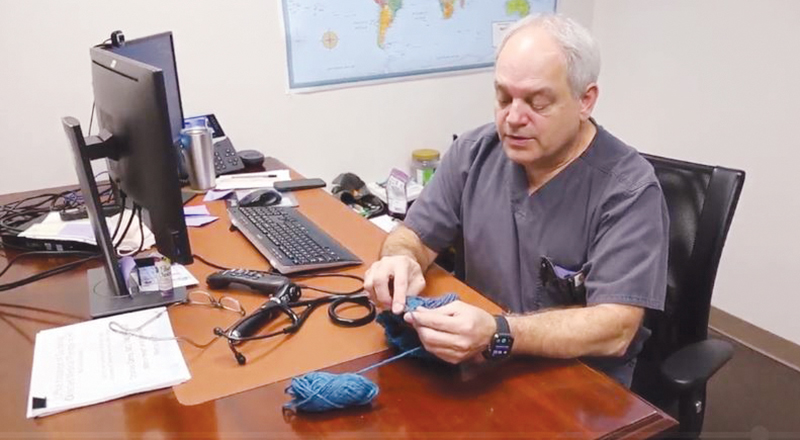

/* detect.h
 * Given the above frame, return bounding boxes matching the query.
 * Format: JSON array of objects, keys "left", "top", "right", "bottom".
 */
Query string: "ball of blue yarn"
[
  {"left": 284, "top": 372, "right": 379, "bottom": 413},
  {"left": 284, "top": 293, "right": 459, "bottom": 413}
]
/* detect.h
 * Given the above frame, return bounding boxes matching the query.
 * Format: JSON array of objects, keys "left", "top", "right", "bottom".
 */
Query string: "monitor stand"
[
  {"left": 62, "top": 116, "right": 187, "bottom": 318},
  {"left": 88, "top": 268, "right": 187, "bottom": 318}
]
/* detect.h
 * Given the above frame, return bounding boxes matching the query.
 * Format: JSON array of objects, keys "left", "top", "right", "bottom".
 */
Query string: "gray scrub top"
[{"left": 404, "top": 121, "right": 669, "bottom": 386}]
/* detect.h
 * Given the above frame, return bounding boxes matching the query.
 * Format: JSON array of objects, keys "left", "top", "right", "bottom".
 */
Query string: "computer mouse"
[{"left": 238, "top": 189, "right": 282, "bottom": 207}]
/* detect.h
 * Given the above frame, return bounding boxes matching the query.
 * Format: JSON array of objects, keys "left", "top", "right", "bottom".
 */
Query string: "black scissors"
[{"left": 215, "top": 282, "right": 375, "bottom": 365}]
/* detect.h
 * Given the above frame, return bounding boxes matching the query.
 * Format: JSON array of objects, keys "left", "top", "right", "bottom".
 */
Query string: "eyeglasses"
[
  {"left": 108, "top": 290, "right": 246, "bottom": 348},
  {"left": 185, "top": 290, "right": 245, "bottom": 316}
]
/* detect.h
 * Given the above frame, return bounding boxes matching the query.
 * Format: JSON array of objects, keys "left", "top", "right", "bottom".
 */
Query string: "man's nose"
[{"left": 506, "top": 100, "right": 528, "bottom": 126}]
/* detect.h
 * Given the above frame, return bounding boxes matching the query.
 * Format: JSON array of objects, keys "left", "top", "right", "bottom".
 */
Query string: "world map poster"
[{"left": 280, "top": 0, "right": 558, "bottom": 91}]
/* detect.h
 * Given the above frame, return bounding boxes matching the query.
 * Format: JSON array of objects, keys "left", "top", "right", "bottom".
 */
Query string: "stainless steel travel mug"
[{"left": 180, "top": 126, "right": 216, "bottom": 191}]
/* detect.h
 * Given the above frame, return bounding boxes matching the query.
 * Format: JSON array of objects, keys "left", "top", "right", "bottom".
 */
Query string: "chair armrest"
[{"left": 660, "top": 338, "right": 734, "bottom": 392}]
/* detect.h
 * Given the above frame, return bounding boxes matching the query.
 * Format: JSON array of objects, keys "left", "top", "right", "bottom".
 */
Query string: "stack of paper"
[
  {"left": 27, "top": 307, "right": 191, "bottom": 418},
  {"left": 19, "top": 210, "right": 155, "bottom": 253}
]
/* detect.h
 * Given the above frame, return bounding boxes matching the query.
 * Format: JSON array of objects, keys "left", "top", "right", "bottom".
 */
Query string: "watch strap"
[{"left": 494, "top": 314, "right": 510, "bottom": 335}]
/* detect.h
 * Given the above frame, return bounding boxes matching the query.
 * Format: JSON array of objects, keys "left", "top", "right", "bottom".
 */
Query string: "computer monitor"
[
  {"left": 61, "top": 37, "right": 193, "bottom": 318},
  {"left": 106, "top": 32, "right": 184, "bottom": 154}
]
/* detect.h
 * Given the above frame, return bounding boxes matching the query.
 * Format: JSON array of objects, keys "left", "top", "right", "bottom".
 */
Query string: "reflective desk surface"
[{"left": 0, "top": 158, "right": 676, "bottom": 439}]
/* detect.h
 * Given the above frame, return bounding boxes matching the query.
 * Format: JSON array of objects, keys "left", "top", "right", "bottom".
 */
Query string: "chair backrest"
[{"left": 633, "top": 153, "right": 745, "bottom": 400}]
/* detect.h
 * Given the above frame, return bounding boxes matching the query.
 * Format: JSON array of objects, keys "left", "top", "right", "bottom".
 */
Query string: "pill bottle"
[{"left": 411, "top": 149, "right": 440, "bottom": 186}]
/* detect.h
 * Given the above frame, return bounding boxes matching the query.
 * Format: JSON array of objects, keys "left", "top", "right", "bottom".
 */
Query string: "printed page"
[{"left": 27, "top": 307, "right": 190, "bottom": 418}]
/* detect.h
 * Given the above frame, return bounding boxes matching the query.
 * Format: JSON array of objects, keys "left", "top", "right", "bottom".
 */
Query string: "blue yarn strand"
[{"left": 283, "top": 294, "right": 459, "bottom": 413}]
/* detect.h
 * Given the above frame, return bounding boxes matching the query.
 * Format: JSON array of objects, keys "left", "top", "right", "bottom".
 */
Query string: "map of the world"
[{"left": 281, "top": 0, "right": 558, "bottom": 90}]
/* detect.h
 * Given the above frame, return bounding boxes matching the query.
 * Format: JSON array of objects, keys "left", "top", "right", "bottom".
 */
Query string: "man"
[{"left": 364, "top": 13, "right": 669, "bottom": 386}]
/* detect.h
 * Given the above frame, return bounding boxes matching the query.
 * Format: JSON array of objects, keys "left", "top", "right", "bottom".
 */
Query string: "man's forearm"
[
  {"left": 380, "top": 225, "right": 438, "bottom": 271},
  {"left": 507, "top": 304, "right": 643, "bottom": 358}
]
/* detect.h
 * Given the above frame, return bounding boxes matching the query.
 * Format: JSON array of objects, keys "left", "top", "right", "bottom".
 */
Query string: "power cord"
[
  {"left": 0, "top": 250, "right": 98, "bottom": 280},
  {"left": 0, "top": 186, "right": 123, "bottom": 293},
  {"left": 191, "top": 252, "right": 365, "bottom": 295},
  {"left": 0, "top": 255, "right": 100, "bottom": 293}
]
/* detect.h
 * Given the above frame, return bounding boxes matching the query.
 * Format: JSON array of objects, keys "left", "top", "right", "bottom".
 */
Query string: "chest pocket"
[{"left": 539, "top": 256, "right": 587, "bottom": 307}]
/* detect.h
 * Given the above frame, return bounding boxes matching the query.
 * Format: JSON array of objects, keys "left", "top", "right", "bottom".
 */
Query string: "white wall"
[
  {"left": 591, "top": 1, "right": 800, "bottom": 344},
  {"left": 0, "top": 0, "right": 589, "bottom": 195}
]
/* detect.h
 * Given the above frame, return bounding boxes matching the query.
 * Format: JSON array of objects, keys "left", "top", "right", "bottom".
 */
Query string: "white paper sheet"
[
  {"left": 183, "top": 205, "right": 211, "bottom": 216},
  {"left": 369, "top": 214, "right": 400, "bottom": 233},
  {"left": 129, "top": 264, "right": 199, "bottom": 292},
  {"left": 19, "top": 210, "right": 155, "bottom": 253},
  {"left": 214, "top": 170, "right": 291, "bottom": 190},
  {"left": 185, "top": 215, "right": 219, "bottom": 227},
  {"left": 27, "top": 307, "right": 190, "bottom": 418}
]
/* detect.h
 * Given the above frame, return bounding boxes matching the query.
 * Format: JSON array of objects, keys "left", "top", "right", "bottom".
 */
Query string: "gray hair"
[{"left": 496, "top": 13, "right": 601, "bottom": 97}]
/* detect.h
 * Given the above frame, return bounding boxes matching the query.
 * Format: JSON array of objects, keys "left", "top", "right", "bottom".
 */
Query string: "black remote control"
[{"left": 206, "top": 269, "right": 290, "bottom": 294}]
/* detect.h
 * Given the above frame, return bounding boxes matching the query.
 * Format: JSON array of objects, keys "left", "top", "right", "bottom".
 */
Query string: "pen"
[{"left": 217, "top": 172, "right": 281, "bottom": 180}]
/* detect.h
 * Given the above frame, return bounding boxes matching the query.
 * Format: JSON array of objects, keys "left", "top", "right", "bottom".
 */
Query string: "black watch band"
[{"left": 482, "top": 315, "right": 514, "bottom": 360}]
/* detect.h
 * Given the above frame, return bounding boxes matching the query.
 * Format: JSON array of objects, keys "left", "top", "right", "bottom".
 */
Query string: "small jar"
[{"left": 411, "top": 148, "right": 441, "bottom": 186}]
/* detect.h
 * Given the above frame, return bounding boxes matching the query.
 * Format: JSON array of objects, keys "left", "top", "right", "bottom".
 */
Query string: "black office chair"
[{"left": 632, "top": 153, "right": 745, "bottom": 437}]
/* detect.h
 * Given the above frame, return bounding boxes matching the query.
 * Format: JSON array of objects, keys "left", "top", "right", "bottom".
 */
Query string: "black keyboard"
[{"left": 227, "top": 205, "right": 361, "bottom": 274}]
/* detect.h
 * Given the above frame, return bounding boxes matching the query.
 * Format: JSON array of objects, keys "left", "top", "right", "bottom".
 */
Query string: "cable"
[
  {"left": 190, "top": 252, "right": 365, "bottom": 295},
  {"left": 88, "top": 101, "right": 96, "bottom": 136},
  {"left": 136, "top": 205, "right": 145, "bottom": 254},
  {"left": 0, "top": 250, "right": 98, "bottom": 280},
  {"left": 292, "top": 273, "right": 365, "bottom": 296},
  {"left": 109, "top": 192, "right": 127, "bottom": 243},
  {"left": 113, "top": 204, "right": 137, "bottom": 250},
  {"left": 0, "top": 185, "right": 114, "bottom": 237},
  {"left": 0, "top": 255, "right": 99, "bottom": 293},
  {"left": 191, "top": 253, "right": 237, "bottom": 271}
]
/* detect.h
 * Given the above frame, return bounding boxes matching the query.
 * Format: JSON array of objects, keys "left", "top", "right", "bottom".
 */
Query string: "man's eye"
[
  {"left": 532, "top": 101, "right": 552, "bottom": 112},
  {"left": 497, "top": 96, "right": 511, "bottom": 106}
]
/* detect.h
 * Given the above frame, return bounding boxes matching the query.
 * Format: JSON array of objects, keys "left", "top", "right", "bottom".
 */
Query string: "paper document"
[
  {"left": 203, "top": 189, "right": 232, "bottom": 202},
  {"left": 183, "top": 205, "right": 211, "bottom": 216},
  {"left": 19, "top": 210, "right": 155, "bottom": 253},
  {"left": 185, "top": 215, "right": 219, "bottom": 227},
  {"left": 130, "top": 264, "right": 199, "bottom": 292},
  {"left": 367, "top": 180, "right": 423, "bottom": 204},
  {"left": 27, "top": 307, "right": 190, "bottom": 418},
  {"left": 370, "top": 214, "right": 400, "bottom": 233},
  {"left": 214, "top": 170, "right": 291, "bottom": 190}
]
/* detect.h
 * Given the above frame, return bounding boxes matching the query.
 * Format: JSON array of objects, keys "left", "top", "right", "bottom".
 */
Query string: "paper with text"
[{"left": 27, "top": 307, "right": 190, "bottom": 418}]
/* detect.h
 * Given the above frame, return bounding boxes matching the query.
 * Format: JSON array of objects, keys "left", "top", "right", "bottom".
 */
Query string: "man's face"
[{"left": 494, "top": 29, "right": 589, "bottom": 169}]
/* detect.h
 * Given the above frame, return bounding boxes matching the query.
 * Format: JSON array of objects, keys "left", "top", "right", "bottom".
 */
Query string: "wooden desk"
[{"left": 0, "top": 159, "right": 676, "bottom": 438}]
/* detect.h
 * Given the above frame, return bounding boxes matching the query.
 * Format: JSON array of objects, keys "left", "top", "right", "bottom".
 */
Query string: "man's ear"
[{"left": 579, "top": 83, "right": 599, "bottom": 121}]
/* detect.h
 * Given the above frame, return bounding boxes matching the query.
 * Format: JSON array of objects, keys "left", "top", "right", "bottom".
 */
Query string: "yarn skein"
[{"left": 283, "top": 293, "right": 460, "bottom": 413}]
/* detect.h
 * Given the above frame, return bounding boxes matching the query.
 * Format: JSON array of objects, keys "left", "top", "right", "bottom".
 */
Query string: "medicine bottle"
[{"left": 411, "top": 149, "right": 440, "bottom": 186}]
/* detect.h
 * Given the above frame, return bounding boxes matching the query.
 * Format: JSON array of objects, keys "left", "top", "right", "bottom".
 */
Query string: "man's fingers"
[
  {"left": 415, "top": 326, "right": 471, "bottom": 364},
  {"left": 363, "top": 255, "right": 424, "bottom": 314},
  {"left": 391, "top": 270, "right": 409, "bottom": 314},
  {"left": 363, "top": 266, "right": 375, "bottom": 295},
  {"left": 404, "top": 309, "right": 462, "bottom": 334},
  {"left": 371, "top": 266, "right": 394, "bottom": 310}
]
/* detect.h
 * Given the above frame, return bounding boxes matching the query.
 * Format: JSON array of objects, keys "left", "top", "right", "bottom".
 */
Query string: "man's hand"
[
  {"left": 403, "top": 301, "right": 496, "bottom": 364},
  {"left": 364, "top": 255, "right": 427, "bottom": 314}
]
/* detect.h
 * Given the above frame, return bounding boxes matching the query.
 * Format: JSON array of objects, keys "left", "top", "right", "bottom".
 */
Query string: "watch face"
[{"left": 485, "top": 333, "right": 513, "bottom": 359}]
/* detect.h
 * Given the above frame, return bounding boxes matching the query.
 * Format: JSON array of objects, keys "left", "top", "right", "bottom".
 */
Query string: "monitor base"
[{"left": 88, "top": 267, "right": 187, "bottom": 318}]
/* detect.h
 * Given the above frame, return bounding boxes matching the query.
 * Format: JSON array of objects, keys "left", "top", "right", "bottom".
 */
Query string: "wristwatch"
[{"left": 482, "top": 315, "right": 514, "bottom": 360}]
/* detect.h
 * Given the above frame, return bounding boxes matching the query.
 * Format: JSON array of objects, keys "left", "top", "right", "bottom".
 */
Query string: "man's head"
[{"left": 494, "top": 14, "right": 601, "bottom": 171}]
